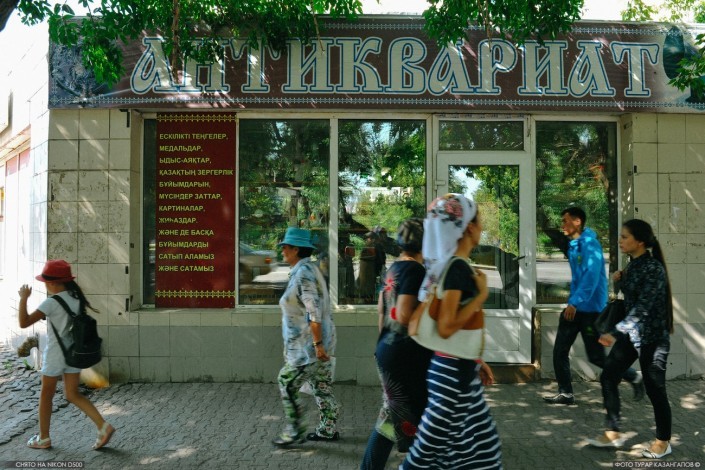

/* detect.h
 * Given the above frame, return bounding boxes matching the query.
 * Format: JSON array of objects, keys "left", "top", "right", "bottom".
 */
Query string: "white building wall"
[
  {"left": 0, "top": 21, "right": 50, "bottom": 358},
  {"left": 541, "top": 113, "right": 705, "bottom": 381},
  {"left": 630, "top": 113, "right": 705, "bottom": 377},
  {"left": 42, "top": 109, "right": 133, "bottom": 384}
]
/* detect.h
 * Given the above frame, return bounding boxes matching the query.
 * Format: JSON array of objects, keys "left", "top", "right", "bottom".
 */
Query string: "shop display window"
[
  {"left": 535, "top": 121, "right": 619, "bottom": 304},
  {"left": 337, "top": 120, "right": 426, "bottom": 305},
  {"left": 238, "top": 120, "right": 330, "bottom": 305}
]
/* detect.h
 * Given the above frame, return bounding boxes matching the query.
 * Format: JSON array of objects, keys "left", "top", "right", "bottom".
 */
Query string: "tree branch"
[
  {"left": 0, "top": 0, "right": 20, "bottom": 31},
  {"left": 171, "top": 0, "right": 181, "bottom": 84}
]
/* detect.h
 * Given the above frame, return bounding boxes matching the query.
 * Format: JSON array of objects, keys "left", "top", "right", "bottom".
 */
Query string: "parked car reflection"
[{"left": 239, "top": 242, "right": 277, "bottom": 283}]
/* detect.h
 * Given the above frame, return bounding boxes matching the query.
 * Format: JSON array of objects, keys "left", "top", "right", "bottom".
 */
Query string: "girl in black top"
[
  {"left": 361, "top": 218, "right": 432, "bottom": 470},
  {"left": 589, "top": 219, "right": 673, "bottom": 459}
]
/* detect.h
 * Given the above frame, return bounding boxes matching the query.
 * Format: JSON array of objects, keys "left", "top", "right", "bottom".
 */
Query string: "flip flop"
[
  {"left": 93, "top": 422, "right": 115, "bottom": 450},
  {"left": 27, "top": 435, "right": 52, "bottom": 449}
]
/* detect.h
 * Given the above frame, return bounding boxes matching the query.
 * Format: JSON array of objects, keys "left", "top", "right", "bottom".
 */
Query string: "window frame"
[
  {"left": 239, "top": 112, "right": 433, "bottom": 310},
  {"left": 141, "top": 111, "right": 433, "bottom": 310},
  {"left": 531, "top": 114, "right": 622, "bottom": 307},
  {"left": 139, "top": 112, "right": 621, "bottom": 310}
]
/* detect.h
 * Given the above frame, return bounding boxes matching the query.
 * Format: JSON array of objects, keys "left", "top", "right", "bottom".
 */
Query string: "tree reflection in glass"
[
  {"left": 338, "top": 120, "right": 426, "bottom": 305},
  {"left": 238, "top": 120, "right": 330, "bottom": 305}
]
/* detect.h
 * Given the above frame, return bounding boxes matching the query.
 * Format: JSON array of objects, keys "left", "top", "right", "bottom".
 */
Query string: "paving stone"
[{"left": 1, "top": 343, "right": 704, "bottom": 469}]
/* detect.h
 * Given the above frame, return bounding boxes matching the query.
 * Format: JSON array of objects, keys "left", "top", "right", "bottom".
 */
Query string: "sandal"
[
  {"left": 642, "top": 443, "right": 672, "bottom": 459},
  {"left": 27, "top": 435, "right": 52, "bottom": 449},
  {"left": 93, "top": 422, "right": 115, "bottom": 450}
]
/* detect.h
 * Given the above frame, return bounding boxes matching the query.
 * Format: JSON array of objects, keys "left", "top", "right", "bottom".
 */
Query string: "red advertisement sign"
[{"left": 155, "top": 113, "right": 236, "bottom": 307}]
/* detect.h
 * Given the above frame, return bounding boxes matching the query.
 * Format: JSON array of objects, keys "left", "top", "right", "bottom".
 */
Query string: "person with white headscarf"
[{"left": 401, "top": 194, "right": 503, "bottom": 470}]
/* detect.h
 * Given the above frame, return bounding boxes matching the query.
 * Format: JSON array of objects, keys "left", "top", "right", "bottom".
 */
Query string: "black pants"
[
  {"left": 600, "top": 338, "right": 671, "bottom": 440},
  {"left": 553, "top": 311, "right": 637, "bottom": 394}
]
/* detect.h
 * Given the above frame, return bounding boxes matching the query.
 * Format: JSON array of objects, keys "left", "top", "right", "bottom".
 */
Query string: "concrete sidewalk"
[{"left": 2, "top": 345, "right": 704, "bottom": 469}]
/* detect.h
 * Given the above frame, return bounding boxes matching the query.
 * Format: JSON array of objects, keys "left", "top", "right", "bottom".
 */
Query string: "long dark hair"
[
  {"left": 64, "top": 280, "right": 100, "bottom": 314},
  {"left": 623, "top": 219, "right": 673, "bottom": 333}
]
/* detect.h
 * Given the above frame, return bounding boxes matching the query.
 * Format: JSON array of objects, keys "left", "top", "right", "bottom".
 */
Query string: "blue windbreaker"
[{"left": 567, "top": 227, "right": 608, "bottom": 313}]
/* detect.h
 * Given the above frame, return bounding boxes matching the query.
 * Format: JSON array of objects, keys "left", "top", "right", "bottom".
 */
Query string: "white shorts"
[{"left": 41, "top": 348, "right": 81, "bottom": 377}]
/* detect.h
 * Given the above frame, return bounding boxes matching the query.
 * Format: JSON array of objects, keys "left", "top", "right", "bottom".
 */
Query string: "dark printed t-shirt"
[
  {"left": 443, "top": 258, "right": 478, "bottom": 303},
  {"left": 381, "top": 260, "right": 426, "bottom": 335}
]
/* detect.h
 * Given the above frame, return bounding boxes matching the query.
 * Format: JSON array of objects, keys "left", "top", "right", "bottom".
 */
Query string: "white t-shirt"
[{"left": 38, "top": 291, "right": 81, "bottom": 358}]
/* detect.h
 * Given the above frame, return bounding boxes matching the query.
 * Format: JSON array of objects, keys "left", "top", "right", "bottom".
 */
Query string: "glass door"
[{"left": 435, "top": 119, "right": 534, "bottom": 363}]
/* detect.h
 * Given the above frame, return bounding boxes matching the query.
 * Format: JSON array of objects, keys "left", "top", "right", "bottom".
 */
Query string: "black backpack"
[{"left": 49, "top": 295, "right": 103, "bottom": 369}]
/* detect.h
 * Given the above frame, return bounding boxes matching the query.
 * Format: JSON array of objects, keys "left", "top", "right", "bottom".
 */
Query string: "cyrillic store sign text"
[{"left": 49, "top": 18, "right": 705, "bottom": 112}]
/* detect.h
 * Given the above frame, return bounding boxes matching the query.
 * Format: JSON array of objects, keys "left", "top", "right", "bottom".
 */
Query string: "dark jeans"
[
  {"left": 600, "top": 338, "right": 671, "bottom": 440},
  {"left": 360, "top": 429, "right": 395, "bottom": 470},
  {"left": 553, "top": 311, "right": 637, "bottom": 394}
]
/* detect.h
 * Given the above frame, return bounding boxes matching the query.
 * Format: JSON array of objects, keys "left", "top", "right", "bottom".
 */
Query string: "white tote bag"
[{"left": 409, "top": 257, "right": 485, "bottom": 360}]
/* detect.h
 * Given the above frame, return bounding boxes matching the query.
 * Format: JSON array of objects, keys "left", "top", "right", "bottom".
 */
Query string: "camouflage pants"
[{"left": 277, "top": 360, "right": 339, "bottom": 439}]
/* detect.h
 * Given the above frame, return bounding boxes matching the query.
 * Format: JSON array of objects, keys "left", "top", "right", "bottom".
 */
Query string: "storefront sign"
[
  {"left": 49, "top": 18, "right": 705, "bottom": 112},
  {"left": 155, "top": 113, "right": 237, "bottom": 307}
]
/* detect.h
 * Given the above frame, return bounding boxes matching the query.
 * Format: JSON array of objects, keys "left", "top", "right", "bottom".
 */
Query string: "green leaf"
[{"left": 13, "top": 0, "right": 363, "bottom": 87}]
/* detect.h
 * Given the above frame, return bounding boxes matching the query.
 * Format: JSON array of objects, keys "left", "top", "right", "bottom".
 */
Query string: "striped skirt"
[{"left": 401, "top": 354, "right": 502, "bottom": 470}]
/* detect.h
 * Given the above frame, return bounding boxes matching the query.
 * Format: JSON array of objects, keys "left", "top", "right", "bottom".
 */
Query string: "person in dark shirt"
[
  {"left": 360, "top": 218, "right": 431, "bottom": 470},
  {"left": 588, "top": 219, "right": 674, "bottom": 459}
]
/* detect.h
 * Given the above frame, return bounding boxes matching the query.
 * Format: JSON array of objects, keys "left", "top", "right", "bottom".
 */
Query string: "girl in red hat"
[{"left": 18, "top": 259, "right": 115, "bottom": 450}]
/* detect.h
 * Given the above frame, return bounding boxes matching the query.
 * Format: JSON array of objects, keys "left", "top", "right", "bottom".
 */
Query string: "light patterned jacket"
[{"left": 279, "top": 257, "right": 336, "bottom": 367}]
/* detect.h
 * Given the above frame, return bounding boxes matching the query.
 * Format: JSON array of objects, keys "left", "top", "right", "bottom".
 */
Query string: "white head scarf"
[{"left": 418, "top": 193, "right": 477, "bottom": 301}]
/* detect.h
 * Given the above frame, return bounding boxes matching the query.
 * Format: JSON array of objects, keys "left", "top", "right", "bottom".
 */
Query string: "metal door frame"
[{"left": 432, "top": 114, "right": 535, "bottom": 363}]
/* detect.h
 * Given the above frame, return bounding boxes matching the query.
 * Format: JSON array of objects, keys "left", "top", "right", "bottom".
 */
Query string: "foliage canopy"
[
  {"left": 423, "top": 0, "right": 584, "bottom": 46},
  {"left": 3, "top": 0, "right": 704, "bottom": 99},
  {"left": 10, "top": 0, "right": 363, "bottom": 84}
]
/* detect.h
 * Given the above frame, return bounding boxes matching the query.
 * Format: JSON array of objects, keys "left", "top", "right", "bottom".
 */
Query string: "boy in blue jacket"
[{"left": 544, "top": 207, "right": 644, "bottom": 405}]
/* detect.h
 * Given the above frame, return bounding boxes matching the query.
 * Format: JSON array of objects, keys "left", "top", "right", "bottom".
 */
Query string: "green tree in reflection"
[
  {"left": 449, "top": 165, "right": 520, "bottom": 256},
  {"left": 440, "top": 121, "right": 524, "bottom": 151},
  {"left": 536, "top": 123, "right": 616, "bottom": 263},
  {"left": 239, "top": 120, "right": 330, "bottom": 248},
  {"left": 338, "top": 120, "right": 426, "bottom": 237}
]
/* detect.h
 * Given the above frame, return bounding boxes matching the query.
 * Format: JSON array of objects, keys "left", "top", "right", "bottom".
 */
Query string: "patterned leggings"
[{"left": 277, "top": 360, "right": 340, "bottom": 438}]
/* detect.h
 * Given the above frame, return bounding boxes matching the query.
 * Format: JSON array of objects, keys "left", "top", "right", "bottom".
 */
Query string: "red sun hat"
[{"left": 35, "top": 259, "right": 75, "bottom": 283}]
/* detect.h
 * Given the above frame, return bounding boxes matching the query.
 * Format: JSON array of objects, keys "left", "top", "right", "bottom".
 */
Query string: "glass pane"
[
  {"left": 439, "top": 121, "right": 524, "bottom": 151},
  {"left": 338, "top": 120, "right": 426, "bottom": 305},
  {"left": 535, "top": 122, "right": 618, "bottom": 304},
  {"left": 450, "top": 165, "right": 519, "bottom": 309},
  {"left": 238, "top": 120, "right": 330, "bottom": 305}
]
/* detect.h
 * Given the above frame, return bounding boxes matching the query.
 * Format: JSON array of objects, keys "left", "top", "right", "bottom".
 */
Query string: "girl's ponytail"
[
  {"left": 65, "top": 280, "right": 100, "bottom": 314},
  {"left": 650, "top": 239, "right": 674, "bottom": 334}
]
